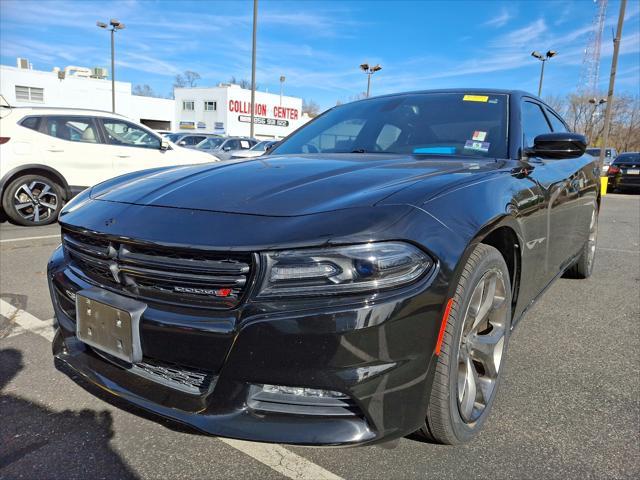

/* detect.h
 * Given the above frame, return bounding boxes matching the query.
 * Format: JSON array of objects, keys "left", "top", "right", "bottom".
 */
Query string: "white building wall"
[
  {"left": 0, "top": 65, "right": 174, "bottom": 129},
  {"left": 174, "top": 84, "right": 307, "bottom": 139}
]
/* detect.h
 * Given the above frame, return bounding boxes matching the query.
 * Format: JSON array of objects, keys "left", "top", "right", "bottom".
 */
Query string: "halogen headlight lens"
[{"left": 257, "top": 242, "right": 433, "bottom": 298}]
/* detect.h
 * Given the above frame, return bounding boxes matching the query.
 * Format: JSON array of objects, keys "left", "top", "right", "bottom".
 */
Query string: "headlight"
[{"left": 257, "top": 242, "right": 433, "bottom": 298}]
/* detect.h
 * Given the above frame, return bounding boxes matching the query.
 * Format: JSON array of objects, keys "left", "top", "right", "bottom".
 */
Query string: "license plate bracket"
[
  {"left": 626, "top": 169, "right": 639, "bottom": 175},
  {"left": 76, "top": 288, "right": 146, "bottom": 363}
]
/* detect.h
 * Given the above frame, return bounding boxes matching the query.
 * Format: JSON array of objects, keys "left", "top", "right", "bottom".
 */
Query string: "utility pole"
[
  {"left": 249, "top": 0, "right": 258, "bottom": 138},
  {"left": 531, "top": 50, "right": 557, "bottom": 97},
  {"left": 97, "top": 19, "right": 125, "bottom": 113},
  {"left": 598, "top": 0, "right": 626, "bottom": 170},
  {"left": 359, "top": 63, "right": 382, "bottom": 98},
  {"left": 279, "top": 75, "right": 285, "bottom": 106}
]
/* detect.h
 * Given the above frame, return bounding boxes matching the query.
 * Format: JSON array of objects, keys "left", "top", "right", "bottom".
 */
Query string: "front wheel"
[
  {"left": 1, "top": 175, "right": 64, "bottom": 226},
  {"left": 417, "top": 243, "right": 512, "bottom": 444},
  {"left": 564, "top": 209, "right": 598, "bottom": 279}
]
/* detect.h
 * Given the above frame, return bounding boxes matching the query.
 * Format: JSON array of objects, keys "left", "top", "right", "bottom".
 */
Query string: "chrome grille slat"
[{"left": 62, "top": 228, "right": 252, "bottom": 308}]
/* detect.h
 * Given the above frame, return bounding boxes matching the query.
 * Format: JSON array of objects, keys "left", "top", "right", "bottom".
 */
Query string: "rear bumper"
[
  {"left": 608, "top": 174, "right": 640, "bottom": 189},
  {"left": 49, "top": 244, "right": 445, "bottom": 446}
]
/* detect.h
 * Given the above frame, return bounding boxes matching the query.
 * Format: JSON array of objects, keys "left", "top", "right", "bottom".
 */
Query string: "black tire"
[
  {"left": 417, "top": 243, "right": 512, "bottom": 444},
  {"left": 564, "top": 209, "right": 598, "bottom": 279},
  {"left": 1, "top": 174, "right": 64, "bottom": 226}
]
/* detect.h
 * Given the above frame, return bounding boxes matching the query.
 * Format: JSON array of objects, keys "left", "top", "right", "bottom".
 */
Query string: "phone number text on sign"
[{"left": 238, "top": 115, "right": 289, "bottom": 127}]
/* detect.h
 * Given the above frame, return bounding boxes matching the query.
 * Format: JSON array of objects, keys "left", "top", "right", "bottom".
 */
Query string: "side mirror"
[
  {"left": 223, "top": 146, "right": 231, "bottom": 151},
  {"left": 265, "top": 141, "right": 280, "bottom": 154},
  {"left": 525, "top": 133, "right": 587, "bottom": 160},
  {"left": 160, "top": 140, "right": 169, "bottom": 151},
  {"left": 179, "top": 140, "right": 187, "bottom": 146}
]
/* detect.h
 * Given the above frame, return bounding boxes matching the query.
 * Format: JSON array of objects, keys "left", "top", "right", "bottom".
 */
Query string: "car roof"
[
  {"left": 348, "top": 88, "right": 540, "bottom": 104},
  {"left": 4, "top": 106, "right": 128, "bottom": 118}
]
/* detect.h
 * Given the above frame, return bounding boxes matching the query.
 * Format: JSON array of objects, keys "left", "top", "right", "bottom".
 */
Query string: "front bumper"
[{"left": 49, "top": 244, "right": 445, "bottom": 446}]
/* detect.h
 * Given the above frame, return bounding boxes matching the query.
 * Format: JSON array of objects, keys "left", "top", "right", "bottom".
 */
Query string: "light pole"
[
  {"left": 97, "top": 19, "right": 125, "bottom": 113},
  {"left": 359, "top": 63, "right": 382, "bottom": 98},
  {"left": 249, "top": 0, "right": 258, "bottom": 138},
  {"left": 279, "top": 75, "right": 285, "bottom": 106},
  {"left": 531, "top": 50, "right": 556, "bottom": 97},
  {"left": 587, "top": 98, "right": 607, "bottom": 143}
]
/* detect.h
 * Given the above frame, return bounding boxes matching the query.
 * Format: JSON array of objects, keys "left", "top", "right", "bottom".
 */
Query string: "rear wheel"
[
  {"left": 2, "top": 174, "right": 64, "bottom": 226},
  {"left": 417, "top": 243, "right": 512, "bottom": 444},
  {"left": 564, "top": 209, "right": 598, "bottom": 279}
]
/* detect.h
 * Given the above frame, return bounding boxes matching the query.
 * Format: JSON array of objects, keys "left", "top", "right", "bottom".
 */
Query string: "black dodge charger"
[{"left": 48, "top": 90, "right": 599, "bottom": 446}]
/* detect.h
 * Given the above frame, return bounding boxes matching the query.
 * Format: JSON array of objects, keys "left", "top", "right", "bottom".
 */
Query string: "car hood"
[{"left": 90, "top": 154, "right": 497, "bottom": 216}]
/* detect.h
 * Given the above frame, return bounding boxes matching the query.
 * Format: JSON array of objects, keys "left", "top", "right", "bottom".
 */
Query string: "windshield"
[
  {"left": 272, "top": 93, "right": 508, "bottom": 158},
  {"left": 197, "top": 137, "right": 225, "bottom": 149},
  {"left": 614, "top": 153, "right": 639, "bottom": 163},
  {"left": 166, "top": 133, "right": 183, "bottom": 143}
]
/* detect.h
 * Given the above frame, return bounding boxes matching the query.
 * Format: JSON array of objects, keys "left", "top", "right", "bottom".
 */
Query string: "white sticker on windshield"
[
  {"left": 240, "top": 140, "right": 250, "bottom": 148},
  {"left": 464, "top": 140, "right": 490, "bottom": 152}
]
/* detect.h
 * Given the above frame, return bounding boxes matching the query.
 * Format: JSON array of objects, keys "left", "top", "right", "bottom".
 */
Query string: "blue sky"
[{"left": 1, "top": 0, "right": 638, "bottom": 109}]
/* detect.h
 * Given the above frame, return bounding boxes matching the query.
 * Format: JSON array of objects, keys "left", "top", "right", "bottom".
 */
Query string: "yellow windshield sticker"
[{"left": 463, "top": 95, "right": 489, "bottom": 102}]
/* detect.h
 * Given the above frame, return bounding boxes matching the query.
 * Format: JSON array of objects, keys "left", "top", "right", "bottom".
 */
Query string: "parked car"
[
  {"left": 155, "top": 130, "right": 173, "bottom": 136},
  {"left": 0, "top": 106, "right": 216, "bottom": 226},
  {"left": 194, "top": 136, "right": 257, "bottom": 159},
  {"left": 586, "top": 147, "right": 617, "bottom": 173},
  {"left": 174, "top": 133, "right": 220, "bottom": 147},
  {"left": 231, "top": 140, "right": 278, "bottom": 159},
  {"left": 49, "top": 89, "right": 598, "bottom": 447},
  {"left": 607, "top": 152, "right": 640, "bottom": 191}
]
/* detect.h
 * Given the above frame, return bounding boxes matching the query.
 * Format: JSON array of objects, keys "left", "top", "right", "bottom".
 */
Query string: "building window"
[
  {"left": 15, "top": 85, "right": 44, "bottom": 102},
  {"left": 182, "top": 100, "right": 194, "bottom": 111},
  {"left": 204, "top": 101, "right": 216, "bottom": 111}
]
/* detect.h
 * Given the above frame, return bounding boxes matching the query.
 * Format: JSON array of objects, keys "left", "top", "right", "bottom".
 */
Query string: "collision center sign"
[{"left": 229, "top": 99, "right": 299, "bottom": 128}]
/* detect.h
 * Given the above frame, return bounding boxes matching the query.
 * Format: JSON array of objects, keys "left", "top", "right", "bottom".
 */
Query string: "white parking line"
[
  {"left": 219, "top": 438, "right": 343, "bottom": 480},
  {"left": 0, "top": 299, "right": 55, "bottom": 341},
  {"left": 0, "top": 298, "right": 344, "bottom": 480},
  {"left": 0, "top": 234, "right": 60, "bottom": 244}
]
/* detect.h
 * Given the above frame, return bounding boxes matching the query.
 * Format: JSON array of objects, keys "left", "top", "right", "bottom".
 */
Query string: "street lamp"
[
  {"left": 531, "top": 50, "right": 556, "bottom": 97},
  {"left": 279, "top": 75, "right": 285, "bottom": 106},
  {"left": 97, "top": 19, "right": 125, "bottom": 113},
  {"left": 587, "top": 97, "right": 607, "bottom": 143},
  {"left": 359, "top": 63, "right": 382, "bottom": 98}
]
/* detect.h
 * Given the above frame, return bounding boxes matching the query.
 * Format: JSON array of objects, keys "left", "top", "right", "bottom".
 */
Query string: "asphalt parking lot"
[{"left": 1, "top": 193, "right": 639, "bottom": 480}]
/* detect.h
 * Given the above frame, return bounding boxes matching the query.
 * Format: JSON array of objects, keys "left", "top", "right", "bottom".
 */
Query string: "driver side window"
[
  {"left": 101, "top": 119, "right": 160, "bottom": 149},
  {"left": 521, "top": 101, "right": 552, "bottom": 148}
]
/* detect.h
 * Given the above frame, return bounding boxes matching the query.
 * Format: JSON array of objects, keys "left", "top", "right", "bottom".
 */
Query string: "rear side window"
[
  {"left": 545, "top": 109, "right": 568, "bottom": 133},
  {"left": 20, "top": 116, "right": 41, "bottom": 131},
  {"left": 101, "top": 119, "right": 160, "bottom": 149},
  {"left": 182, "top": 135, "right": 206, "bottom": 146},
  {"left": 44, "top": 116, "right": 99, "bottom": 143},
  {"left": 522, "top": 101, "right": 552, "bottom": 148}
]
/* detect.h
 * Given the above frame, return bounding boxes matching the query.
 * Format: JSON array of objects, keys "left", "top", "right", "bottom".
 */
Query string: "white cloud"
[{"left": 483, "top": 9, "right": 512, "bottom": 28}]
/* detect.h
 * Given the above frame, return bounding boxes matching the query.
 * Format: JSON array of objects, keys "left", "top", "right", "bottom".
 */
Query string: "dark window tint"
[
  {"left": 226, "top": 139, "right": 240, "bottom": 150},
  {"left": 197, "top": 137, "right": 224, "bottom": 149},
  {"left": 167, "top": 133, "right": 183, "bottom": 143},
  {"left": 522, "top": 101, "right": 552, "bottom": 148},
  {"left": 613, "top": 153, "right": 640, "bottom": 164},
  {"left": 45, "top": 116, "right": 99, "bottom": 143},
  {"left": 20, "top": 116, "right": 41, "bottom": 131},
  {"left": 586, "top": 148, "right": 600, "bottom": 157},
  {"left": 102, "top": 119, "right": 160, "bottom": 149},
  {"left": 545, "top": 109, "right": 568, "bottom": 132},
  {"left": 272, "top": 93, "right": 509, "bottom": 158},
  {"left": 181, "top": 135, "right": 206, "bottom": 146}
]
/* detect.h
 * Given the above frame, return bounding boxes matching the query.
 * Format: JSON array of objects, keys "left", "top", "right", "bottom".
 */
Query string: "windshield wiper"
[{"left": 351, "top": 148, "right": 368, "bottom": 153}]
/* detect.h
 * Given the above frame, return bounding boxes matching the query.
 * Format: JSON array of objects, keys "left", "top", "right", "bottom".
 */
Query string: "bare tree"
[
  {"left": 174, "top": 71, "right": 201, "bottom": 89},
  {"left": 132, "top": 84, "right": 157, "bottom": 97},
  {"left": 228, "top": 76, "right": 253, "bottom": 89},
  {"left": 302, "top": 99, "right": 321, "bottom": 117}
]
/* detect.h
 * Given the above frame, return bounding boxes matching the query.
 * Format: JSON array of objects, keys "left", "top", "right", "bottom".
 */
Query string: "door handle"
[
  {"left": 116, "top": 155, "right": 131, "bottom": 158},
  {"left": 47, "top": 148, "right": 64, "bottom": 152}
]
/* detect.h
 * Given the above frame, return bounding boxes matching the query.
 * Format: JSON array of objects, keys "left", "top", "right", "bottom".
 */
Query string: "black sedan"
[
  {"left": 607, "top": 152, "right": 640, "bottom": 192},
  {"left": 48, "top": 89, "right": 599, "bottom": 446}
]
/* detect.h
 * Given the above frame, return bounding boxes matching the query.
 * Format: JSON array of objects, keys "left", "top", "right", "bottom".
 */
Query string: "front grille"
[
  {"left": 131, "top": 358, "right": 217, "bottom": 395},
  {"left": 93, "top": 348, "right": 216, "bottom": 395},
  {"left": 62, "top": 228, "right": 253, "bottom": 308}
]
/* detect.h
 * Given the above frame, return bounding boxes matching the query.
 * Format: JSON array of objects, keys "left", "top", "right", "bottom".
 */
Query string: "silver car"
[{"left": 194, "top": 137, "right": 257, "bottom": 160}]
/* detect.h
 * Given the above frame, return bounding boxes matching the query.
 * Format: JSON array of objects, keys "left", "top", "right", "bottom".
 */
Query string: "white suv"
[{"left": 0, "top": 106, "right": 218, "bottom": 226}]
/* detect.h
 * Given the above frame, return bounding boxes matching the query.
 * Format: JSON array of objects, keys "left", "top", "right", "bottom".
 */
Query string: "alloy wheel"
[
  {"left": 457, "top": 268, "right": 508, "bottom": 423},
  {"left": 13, "top": 180, "right": 59, "bottom": 223}
]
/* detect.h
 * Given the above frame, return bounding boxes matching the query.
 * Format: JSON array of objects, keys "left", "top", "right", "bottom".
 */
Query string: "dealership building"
[
  {"left": 174, "top": 85, "right": 306, "bottom": 139},
  {"left": 0, "top": 59, "right": 309, "bottom": 138}
]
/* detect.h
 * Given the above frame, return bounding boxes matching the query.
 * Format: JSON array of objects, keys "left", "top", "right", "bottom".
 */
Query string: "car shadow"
[{"left": 0, "top": 348, "right": 139, "bottom": 479}]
